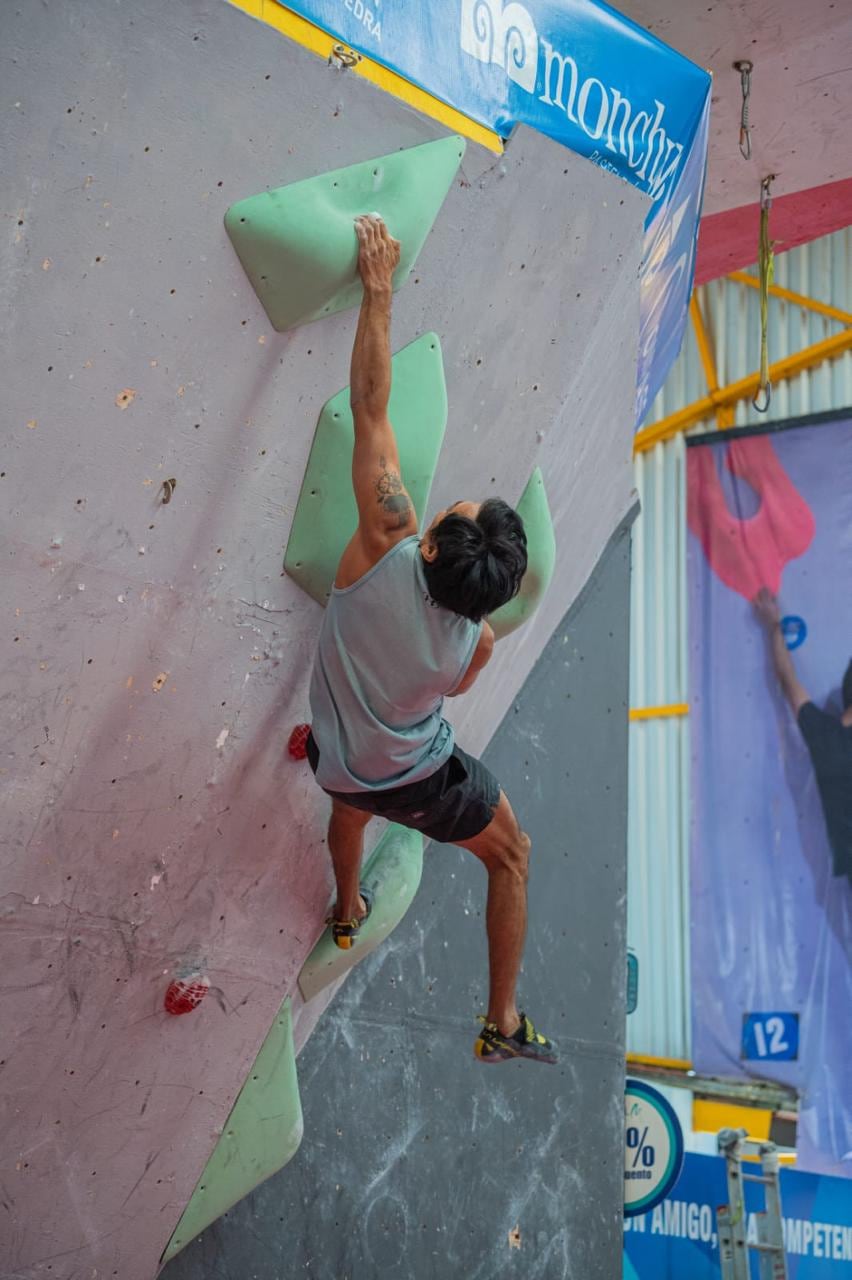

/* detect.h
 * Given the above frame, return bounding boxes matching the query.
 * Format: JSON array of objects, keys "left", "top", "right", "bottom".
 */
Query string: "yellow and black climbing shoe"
[
  {"left": 474, "top": 1012, "right": 558, "bottom": 1064},
  {"left": 326, "top": 886, "right": 373, "bottom": 951}
]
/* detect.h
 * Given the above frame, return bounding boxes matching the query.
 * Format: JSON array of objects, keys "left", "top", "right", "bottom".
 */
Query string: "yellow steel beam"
[
  {"left": 635, "top": 326, "right": 852, "bottom": 453},
  {"left": 629, "top": 703, "right": 689, "bottom": 721},
  {"left": 227, "top": 0, "right": 503, "bottom": 154},
  {"left": 693, "top": 1098, "right": 773, "bottom": 1138},
  {"left": 728, "top": 271, "right": 852, "bottom": 327},
  {"left": 690, "top": 294, "right": 735, "bottom": 429},
  {"left": 627, "top": 1052, "right": 693, "bottom": 1071},
  {"left": 690, "top": 294, "right": 718, "bottom": 392}
]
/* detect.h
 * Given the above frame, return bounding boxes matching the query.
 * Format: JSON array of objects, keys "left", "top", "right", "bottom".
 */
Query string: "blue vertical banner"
[
  {"left": 272, "top": 1, "right": 711, "bottom": 424},
  {"left": 636, "top": 89, "right": 709, "bottom": 425},
  {"left": 686, "top": 413, "right": 852, "bottom": 1180}
]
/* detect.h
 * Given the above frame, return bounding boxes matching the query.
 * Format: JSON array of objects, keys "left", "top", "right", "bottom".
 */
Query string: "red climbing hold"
[
  {"left": 164, "top": 974, "right": 210, "bottom": 1015},
  {"left": 288, "top": 723, "right": 311, "bottom": 760}
]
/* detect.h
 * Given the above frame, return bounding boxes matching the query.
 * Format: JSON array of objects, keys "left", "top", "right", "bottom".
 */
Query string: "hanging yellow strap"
[{"left": 752, "top": 175, "right": 775, "bottom": 413}]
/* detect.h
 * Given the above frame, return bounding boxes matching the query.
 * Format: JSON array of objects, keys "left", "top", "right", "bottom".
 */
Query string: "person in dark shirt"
[{"left": 753, "top": 588, "right": 852, "bottom": 883}]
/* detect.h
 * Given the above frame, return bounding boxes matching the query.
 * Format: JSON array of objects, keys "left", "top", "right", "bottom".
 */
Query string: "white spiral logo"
[{"left": 460, "top": 0, "right": 539, "bottom": 95}]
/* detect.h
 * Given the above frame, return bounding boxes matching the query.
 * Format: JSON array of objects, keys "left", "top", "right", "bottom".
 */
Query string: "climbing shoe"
[
  {"left": 474, "top": 1012, "right": 558, "bottom": 1064},
  {"left": 326, "top": 886, "right": 373, "bottom": 950}
]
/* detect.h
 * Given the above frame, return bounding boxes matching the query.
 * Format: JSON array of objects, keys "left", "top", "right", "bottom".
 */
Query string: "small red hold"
[
  {"left": 164, "top": 975, "right": 210, "bottom": 1015},
  {"left": 288, "top": 723, "right": 311, "bottom": 760}
]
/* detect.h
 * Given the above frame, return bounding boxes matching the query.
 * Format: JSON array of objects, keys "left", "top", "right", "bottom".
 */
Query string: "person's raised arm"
[
  {"left": 753, "top": 588, "right": 810, "bottom": 714},
  {"left": 348, "top": 215, "right": 417, "bottom": 548}
]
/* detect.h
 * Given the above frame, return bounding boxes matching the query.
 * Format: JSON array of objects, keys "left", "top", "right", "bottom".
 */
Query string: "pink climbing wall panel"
[{"left": 0, "top": 0, "right": 646, "bottom": 1275}]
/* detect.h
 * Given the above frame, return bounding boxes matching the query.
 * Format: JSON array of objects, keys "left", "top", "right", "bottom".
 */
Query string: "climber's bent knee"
[{"left": 455, "top": 791, "right": 530, "bottom": 877}]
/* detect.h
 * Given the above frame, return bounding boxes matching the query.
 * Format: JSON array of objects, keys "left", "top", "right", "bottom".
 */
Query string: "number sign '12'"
[{"left": 742, "top": 1012, "right": 799, "bottom": 1061}]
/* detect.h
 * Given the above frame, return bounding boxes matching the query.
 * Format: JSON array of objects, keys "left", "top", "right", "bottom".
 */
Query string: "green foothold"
[
  {"left": 225, "top": 135, "right": 466, "bottom": 331},
  {"left": 284, "top": 332, "right": 447, "bottom": 606},
  {"left": 159, "top": 997, "right": 303, "bottom": 1264},
  {"left": 490, "top": 468, "right": 556, "bottom": 640},
  {"left": 298, "top": 824, "right": 424, "bottom": 1004}
]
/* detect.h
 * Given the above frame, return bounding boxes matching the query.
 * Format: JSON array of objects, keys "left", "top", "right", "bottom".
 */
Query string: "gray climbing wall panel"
[
  {"left": 1, "top": 0, "right": 644, "bottom": 1274},
  {"left": 163, "top": 517, "right": 634, "bottom": 1279}
]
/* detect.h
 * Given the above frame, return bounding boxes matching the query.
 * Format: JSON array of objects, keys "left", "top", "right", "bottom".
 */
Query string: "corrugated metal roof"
[
  {"left": 646, "top": 227, "right": 852, "bottom": 431},
  {"left": 627, "top": 227, "right": 852, "bottom": 1060}
]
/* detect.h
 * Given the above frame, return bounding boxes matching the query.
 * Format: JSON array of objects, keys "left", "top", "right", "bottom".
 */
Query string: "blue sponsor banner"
[
  {"left": 624, "top": 1152, "right": 852, "bottom": 1279},
  {"left": 272, "top": 1, "right": 711, "bottom": 424}
]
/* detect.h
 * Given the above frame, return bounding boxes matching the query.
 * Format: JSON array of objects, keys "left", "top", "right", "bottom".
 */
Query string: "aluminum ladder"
[{"left": 716, "top": 1128, "right": 788, "bottom": 1280}]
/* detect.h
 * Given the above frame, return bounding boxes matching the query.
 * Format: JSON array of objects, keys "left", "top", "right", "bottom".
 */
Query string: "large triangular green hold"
[
  {"left": 160, "top": 997, "right": 302, "bottom": 1264},
  {"left": 225, "top": 135, "right": 466, "bottom": 331},
  {"left": 298, "top": 824, "right": 424, "bottom": 1004},
  {"left": 284, "top": 332, "right": 447, "bottom": 604},
  {"left": 490, "top": 468, "right": 556, "bottom": 640}
]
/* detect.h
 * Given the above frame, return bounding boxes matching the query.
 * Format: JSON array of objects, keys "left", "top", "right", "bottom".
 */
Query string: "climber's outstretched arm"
[
  {"left": 348, "top": 216, "right": 418, "bottom": 551},
  {"left": 753, "top": 588, "right": 810, "bottom": 714}
]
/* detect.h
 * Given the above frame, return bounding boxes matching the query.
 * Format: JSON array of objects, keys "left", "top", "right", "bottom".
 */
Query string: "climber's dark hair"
[
  {"left": 842, "top": 658, "right": 852, "bottom": 711},
  {"left": 422, "top": 498, "right": 527, "bottom": 622}
]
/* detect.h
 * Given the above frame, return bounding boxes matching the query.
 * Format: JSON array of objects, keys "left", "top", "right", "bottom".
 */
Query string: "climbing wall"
[
  {"left": 164, "top": 518, "right": 635, "bottom": 1280},
  {"left": 1, "top": 1, "right": 645, "bottom": 1275}
]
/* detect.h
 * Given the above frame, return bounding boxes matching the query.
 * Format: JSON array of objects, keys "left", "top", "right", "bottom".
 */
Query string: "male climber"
[
  {"left": 305, "top": 214, "right": 556, "bottom": 1064},
  {"left": 753, "top": 588, "right": 852, "bottom": 884}
]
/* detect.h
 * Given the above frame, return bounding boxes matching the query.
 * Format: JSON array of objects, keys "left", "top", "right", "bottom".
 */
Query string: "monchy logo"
[
  {"left": 460, "top": 0, "right": 538, "bottom": 92},
  {"left": 460, "top": 0, "right": 685, "bottom": 202}
]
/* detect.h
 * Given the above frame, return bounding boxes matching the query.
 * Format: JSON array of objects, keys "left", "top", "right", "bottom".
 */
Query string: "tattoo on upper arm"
[{"left": 375, "top": 467, "right": 412, "bottom": 528}]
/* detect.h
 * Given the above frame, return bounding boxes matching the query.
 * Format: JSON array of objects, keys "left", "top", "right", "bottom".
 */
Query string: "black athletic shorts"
[{"left": 305, "top": 731, "right": 501, "bottom": 844}]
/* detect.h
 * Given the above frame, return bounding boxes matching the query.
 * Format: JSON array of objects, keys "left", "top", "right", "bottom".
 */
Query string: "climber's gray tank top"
[{"left": 309, "top": 535, "right": 482, "bottom": 792}]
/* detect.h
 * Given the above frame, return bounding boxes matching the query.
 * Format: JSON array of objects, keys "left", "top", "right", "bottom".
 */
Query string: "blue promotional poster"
[
  {"left": 686, "top": 412, "right": 852, "bottom": 1180},
  {"left": 272, "top": 0, "right": 711, "bottom": 425},
  {"left": 624, "top": 1153, "right": 852, "bottom": 1279}
]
